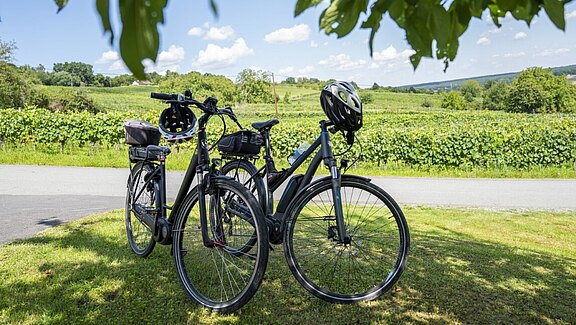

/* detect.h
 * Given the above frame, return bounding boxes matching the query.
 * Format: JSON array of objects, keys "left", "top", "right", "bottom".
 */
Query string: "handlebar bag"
[
  {"left": 218, "top": 130, "right": 263, "bottom": 155},
  {"left": 124, "top": 120, "right": 161, "bottom": 146}
]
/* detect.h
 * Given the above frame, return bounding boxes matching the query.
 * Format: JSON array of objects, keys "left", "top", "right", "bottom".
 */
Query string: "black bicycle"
[
  {"left": 220, "top": 81, "right": 410, "bottom": 303},
  {"left": 124, "top": 90, "right": 268, "bottom": 313}
]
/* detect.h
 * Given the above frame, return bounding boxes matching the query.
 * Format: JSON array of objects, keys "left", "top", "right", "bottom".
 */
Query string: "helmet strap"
[{"left": 346, "top": 131, "right": 355, "bottom": 146}]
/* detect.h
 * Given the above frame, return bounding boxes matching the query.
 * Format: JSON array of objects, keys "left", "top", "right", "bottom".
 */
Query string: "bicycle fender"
[{"left": 307, "top": 174, "right": 371, "bottom": 189}]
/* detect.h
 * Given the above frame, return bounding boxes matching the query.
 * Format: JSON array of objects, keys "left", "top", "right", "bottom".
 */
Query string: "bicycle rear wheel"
[
  {"left": 283, "top": 176, "right": 410, "bottom": 303},
  {"left": 125, "top": 161, "right": 156, "bottom": 257},
  {"left": 172, "top": 178, "right": 269, "bottom": 313}
]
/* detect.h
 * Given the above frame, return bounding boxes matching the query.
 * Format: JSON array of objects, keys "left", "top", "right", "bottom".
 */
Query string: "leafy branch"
[{"left": 54, "top": 0, "right": 573, "bottom": 77}]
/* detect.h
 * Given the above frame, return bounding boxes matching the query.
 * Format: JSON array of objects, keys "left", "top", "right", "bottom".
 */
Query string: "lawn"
[{"left": 1, "top": 207, "right": 574, "bottom": 324}]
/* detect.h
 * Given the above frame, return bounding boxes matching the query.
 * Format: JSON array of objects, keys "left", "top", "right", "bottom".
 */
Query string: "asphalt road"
[{"left": 1, "top": 164, "right": 575, "bottom": 244}]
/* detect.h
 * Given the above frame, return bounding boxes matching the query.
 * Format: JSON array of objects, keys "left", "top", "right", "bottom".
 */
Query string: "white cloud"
[
  {"left": 514, "top": 32, "right": 527, "bottom": 40},
  {"left": 144, "top": 45, "right": 185, "bottom": 74},
  {"left": 503, "top": 52, "right": 526, "bottom": 58},
  {"left": 96, "top": 50, "right": 127, "bottom": 72},
  {"left": 96, "top": 50, "right": 119, "bottom": 64},
  {"left": 310, "top": 40, "right": 318, "bottom": 48},
  {"left": 109, "top": 60, "right": 127, "bottom": 71},
  {"left": 298, "top": 66, "right": 314, "bottom": 74},
  {"left": 566, "top": 10, "right": 576, "bottom": 19},
  {"left": 187, "top": 27, "right": 204, "bottom": 37},
  {"left": 487, "top": 28, "right": 502, "bottom": 35},
  {"left": 204, "top": 25, "right": 235, "bottom": 41},
  {"left": 278, "top": 66, "right": 294, "bottom": 75},
  {"left": 193, "top": 38, "right": 254, "bottom": 69},
  {"left": 477, "top": 37, "right": 491, "bottom": 45},
  {"left": 264, "top": 24, "right": 310, "bottom": 43},
  {"left": 373, "top": 45, "right": 414, "bottom": 61},
  {"left": 319, "top": 54, "right": 367, "bottom": 71},
  {"left": 537, "top": 48, "right": 571, "bottom": 57}
]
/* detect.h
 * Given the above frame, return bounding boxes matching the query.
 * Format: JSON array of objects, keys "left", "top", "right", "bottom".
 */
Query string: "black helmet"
[
  {"left": 320, "top": 81, "right": 362, "bottom": 132},
  {"left": 158, "top": 106, "right": 197, "bottom": 143}
]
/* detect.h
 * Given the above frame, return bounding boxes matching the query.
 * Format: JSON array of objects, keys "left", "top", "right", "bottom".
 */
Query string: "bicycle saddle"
[{"left": 251, "top": 119, "right": 279, "bottom": 131}]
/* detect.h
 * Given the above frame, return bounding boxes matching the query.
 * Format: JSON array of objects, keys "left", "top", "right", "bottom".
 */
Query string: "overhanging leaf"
[
  {"left": 543, "top": 0, "right": 565, "bottom": 30},
  {"left": 361, "top": 0, "right": 395, "bottom": 56},
  {"left": 119, "top": 0, "right": 167, "bottom": 80},
  {"left": 295, "top": 0, "right": 324, "bottom": 16},
  {"left": 320, "top": 0, "right": 368, "bottom": 37},
  {"left": 54, "top": 0, "right": 69, "bottom": 13},
  {"left": 96, "top": 0, "right": 114, "bottom": 45},
  {"left": 209, "top": 0, "right": 219, "bottom": 18}
]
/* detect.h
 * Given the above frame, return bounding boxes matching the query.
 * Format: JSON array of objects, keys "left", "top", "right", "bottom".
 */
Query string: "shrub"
[
  {"left": 48, "top": 89, "right": 100, "bottom": 113},
  {"left": 441, "top": 91, "right": 467, "bottom": 110}
]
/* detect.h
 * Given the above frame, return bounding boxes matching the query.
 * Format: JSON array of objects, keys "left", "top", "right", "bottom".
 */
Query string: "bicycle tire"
[
  {"left": 125, "top": 161, "right": 156, "bottom": 257},
  {"left": 221, "top": 159, "right": 267, "bottom": 213},
  {"left": 172, "top": 178, "right": 269, "bottom": 313},
  {"left": 283, "top": 176, "right": 410, "bottom": 303}
]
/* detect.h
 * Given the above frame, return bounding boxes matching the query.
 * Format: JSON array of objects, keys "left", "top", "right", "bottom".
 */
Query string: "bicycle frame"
[
  {"left": 129, "top": 102, "right": 225, "bottom": 248},
  {"left": 241, "top": 120, "right": 351, "bottom": 244}
]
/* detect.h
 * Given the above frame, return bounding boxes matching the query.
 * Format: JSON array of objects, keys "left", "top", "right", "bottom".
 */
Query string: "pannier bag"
[
  {"left": 218, "top": 130, "right": 263, "bottom": 155},
  {"left": 124, "top": 120, "right": 161, "bottom": 146}
]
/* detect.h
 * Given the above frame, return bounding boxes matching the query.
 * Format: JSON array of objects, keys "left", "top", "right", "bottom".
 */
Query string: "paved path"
[{"left": 1, "top": 165, "right": 575, "bottom": 244}]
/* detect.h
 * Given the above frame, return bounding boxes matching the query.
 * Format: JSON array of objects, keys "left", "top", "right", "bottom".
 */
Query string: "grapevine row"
[{"left": 1, "top": 108, "right": 575, "bottom": 168}]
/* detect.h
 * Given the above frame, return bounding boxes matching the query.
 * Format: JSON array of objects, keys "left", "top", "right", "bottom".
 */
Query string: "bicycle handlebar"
[
  {"left": 150, "top": 92, "right": 177, "bottom": 101},
  {"left": 150, "top": 90, "right": 242, "bottom": 127}
]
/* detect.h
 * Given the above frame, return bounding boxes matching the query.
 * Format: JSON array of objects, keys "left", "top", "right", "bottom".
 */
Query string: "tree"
[
  {"left": 94, "top": 74, "right": 112, "bottom": 87},
  {"left": 52, "top": 0, "right": 573, "bottom": 78},
  {"left": 506, "top": 67, "right": 576, "bottom": 113},
  {"left": 110, "top": 74, "right": 137, "bottom": 87},
  {"left": 49, "top": 71, "right": 82, "bottom": 87},
  {"left": 482, "top": 81, "right": 509, "bottom": 111},
  {"left": 459, "top": 80, "right": 482, "bottom": 102},
  {"left": 53, "top": 61, "right": 95, "bottom": 85},
  {"left": 0, "top": 38, "right": 17, "bottom": 63},
  {"left": 158, "top": 71, "right": 237, "bottom": 104},
  {"left": 236, "top": 69, "right": 273, "bottom": 104},
  {"left": 441, "top": 91, "right": 467, "bottom": 110}
]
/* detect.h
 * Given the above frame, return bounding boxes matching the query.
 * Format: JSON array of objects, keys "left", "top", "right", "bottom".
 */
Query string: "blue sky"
[{"left": 1, "top": 0, "right": 575, "bottom": 87}]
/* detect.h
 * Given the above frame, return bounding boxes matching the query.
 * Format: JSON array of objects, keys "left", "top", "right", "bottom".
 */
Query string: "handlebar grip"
[{"left": 150, "top": 92, "right": 175, "bottom": 100}]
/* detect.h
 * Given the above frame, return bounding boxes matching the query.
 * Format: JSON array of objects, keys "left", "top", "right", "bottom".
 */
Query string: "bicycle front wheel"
[
  {"left": 125, "top": 161, "right": 156, "bottom": 257},
  {"left": 283, "top": 176, "right": 410, "bottom": 303},
  {"left": 172, "top": 178, "right": 269, "bottom": 313}
]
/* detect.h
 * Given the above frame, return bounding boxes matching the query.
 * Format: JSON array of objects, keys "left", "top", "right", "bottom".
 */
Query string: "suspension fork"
[{"left": 320, "top": 121, "right": 350, "bottom": 244}]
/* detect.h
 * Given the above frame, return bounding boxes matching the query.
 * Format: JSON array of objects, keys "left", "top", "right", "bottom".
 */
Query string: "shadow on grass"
[{"left": 0, "top": 213, "right": 574, "bottom": 324}]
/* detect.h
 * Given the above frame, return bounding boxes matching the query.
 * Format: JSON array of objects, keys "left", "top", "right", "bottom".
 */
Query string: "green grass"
[{"left": 1, "top": 207, "right": 574, "bottom": 324}]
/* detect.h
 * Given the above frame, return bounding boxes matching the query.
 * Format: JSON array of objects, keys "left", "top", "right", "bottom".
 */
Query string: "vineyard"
[{"left": 1, "top": 104, "right": 575, "bottom": 170}]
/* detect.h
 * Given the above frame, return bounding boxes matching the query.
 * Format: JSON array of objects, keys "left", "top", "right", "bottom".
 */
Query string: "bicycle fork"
[
  {"left": 320, "top": 122, "right": 350, "bottom": 245},
  {"left": 328, "top": 161, "right": 350, "bottom": 245}
]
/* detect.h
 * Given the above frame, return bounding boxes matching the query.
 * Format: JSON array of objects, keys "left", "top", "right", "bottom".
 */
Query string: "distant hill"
[{"left": 400, "top": 64, "right": 576, "bottom": 91}]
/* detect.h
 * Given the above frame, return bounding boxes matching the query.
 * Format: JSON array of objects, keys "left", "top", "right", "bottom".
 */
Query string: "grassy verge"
[
  {"left": 2, "top": 143, "right": 576, "bottom": 179},
  {"left": 1, "top": 207, "right": 575, "bottom": 324}
]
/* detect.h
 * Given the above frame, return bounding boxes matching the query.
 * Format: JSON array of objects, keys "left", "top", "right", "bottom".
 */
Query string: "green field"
[
  {"left": 1, "top": 85, "right": 575, "bottom": 178},
  {"left": 1, "top": 207, "right": 574, "bottom": 324}
]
